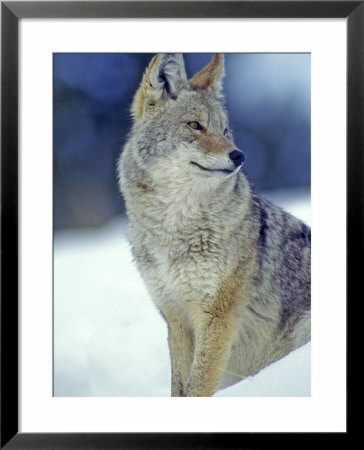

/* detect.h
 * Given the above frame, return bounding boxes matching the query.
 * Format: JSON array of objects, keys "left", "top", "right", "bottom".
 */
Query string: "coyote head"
[{"left": 126, "top": 53, "right": 245, "bottom": 184}]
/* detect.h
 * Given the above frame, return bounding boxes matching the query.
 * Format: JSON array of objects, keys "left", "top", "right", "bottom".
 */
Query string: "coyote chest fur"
[{"left": 118, "top": 54, "right": 311, "bottom": 397}]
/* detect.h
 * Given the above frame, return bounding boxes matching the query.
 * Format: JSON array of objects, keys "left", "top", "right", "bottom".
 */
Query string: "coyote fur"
[{"left": 118, "top": 53, "right": 311, "bottom": 397}]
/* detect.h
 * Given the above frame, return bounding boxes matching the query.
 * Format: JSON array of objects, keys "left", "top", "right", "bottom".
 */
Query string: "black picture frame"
[{"left": 1, "top": 1, "right": 359, "bottom": 448}]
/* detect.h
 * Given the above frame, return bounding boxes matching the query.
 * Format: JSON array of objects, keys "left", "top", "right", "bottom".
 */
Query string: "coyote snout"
[
  {"left": 189, "top": 139, "right": 245, "bottom": 177},
  {"left": 188, "top": 126, "right": 244, "bottom": 176},
  {"left": 118, "top": 53, "right": 310, "bottom": 397}
]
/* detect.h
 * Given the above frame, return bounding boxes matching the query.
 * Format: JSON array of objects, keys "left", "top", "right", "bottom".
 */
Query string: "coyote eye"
[
  {"left": 187, "top": 121, "right": 203, "bottom": 131},
  {"left": 223, "top": 128, "right": 229, "bottom": 136}
]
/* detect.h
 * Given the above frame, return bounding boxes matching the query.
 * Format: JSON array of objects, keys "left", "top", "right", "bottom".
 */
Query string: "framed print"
[{"left": 1, "top": 1, "right": 360, "bottom": 448}]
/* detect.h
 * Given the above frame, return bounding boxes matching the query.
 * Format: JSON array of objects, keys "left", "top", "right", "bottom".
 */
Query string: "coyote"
[{"left": 118, "top": 54, "right": 310, "bottom": 397}]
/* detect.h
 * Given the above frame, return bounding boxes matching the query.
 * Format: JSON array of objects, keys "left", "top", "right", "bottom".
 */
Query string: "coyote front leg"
[
  {"left": 185, "top": 311, "right": 236, "bottom": 397},
  {"left": 166, "top": 316, "right": 194, "bottom": 396},
  {"left": 184, "top": 260, "right": 249, "bottom": 397}
]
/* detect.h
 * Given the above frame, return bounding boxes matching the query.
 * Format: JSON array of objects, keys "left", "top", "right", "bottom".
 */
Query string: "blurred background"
[
  {"left": 53, "top": 53, "right": 311, "bottom": 397},
  {"left": 53, "top": 53, "right": 310, "bottom": 230}
]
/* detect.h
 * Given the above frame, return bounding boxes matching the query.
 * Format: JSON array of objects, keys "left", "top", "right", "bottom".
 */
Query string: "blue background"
[{"left": 53, "top": 53, "right": 310, "bottom": 230}]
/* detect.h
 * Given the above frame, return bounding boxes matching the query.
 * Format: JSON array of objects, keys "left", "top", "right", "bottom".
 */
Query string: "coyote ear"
[
  {"left": 189, "top": 54, "right": 225, "bottom": 97},
  {"left": 131, "top": 53, "right": 188, "bottom": 119}
]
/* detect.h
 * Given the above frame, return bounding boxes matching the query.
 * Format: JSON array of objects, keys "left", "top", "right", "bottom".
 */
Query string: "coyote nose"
[{"left": 229, "top": 150, "right": 245, "bottom": 167}]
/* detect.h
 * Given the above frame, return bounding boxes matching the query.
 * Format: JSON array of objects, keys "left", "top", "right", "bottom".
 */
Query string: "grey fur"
[{"left": 118, "top": 53, "right": 310, "bottom": 396}]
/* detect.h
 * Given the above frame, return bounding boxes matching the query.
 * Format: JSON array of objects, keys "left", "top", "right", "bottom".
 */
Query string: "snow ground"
[{"left": 54, "top": 188, "right": 311, "bottom": 397}]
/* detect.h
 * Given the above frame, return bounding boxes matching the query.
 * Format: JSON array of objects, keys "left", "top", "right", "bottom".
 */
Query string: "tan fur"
[
  {"left": 190, "top": 53, "right": 224, "bottom": 91},
  {"left": 181, "top": 250, "right": 257, "bottom": 396},
  {"left": 199, "top": 130, "right": 235, "bottom": 155},
  {"left": 118, "top": 53, "right": 311, "bottom": 396},
  {"left": 131, "top": 54, "right": 162, "bottom": 118}
]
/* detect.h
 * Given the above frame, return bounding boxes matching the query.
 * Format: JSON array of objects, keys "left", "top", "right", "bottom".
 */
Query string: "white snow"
[{"left": 54, "top": 188, "right": 311, "bottom": 397}]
